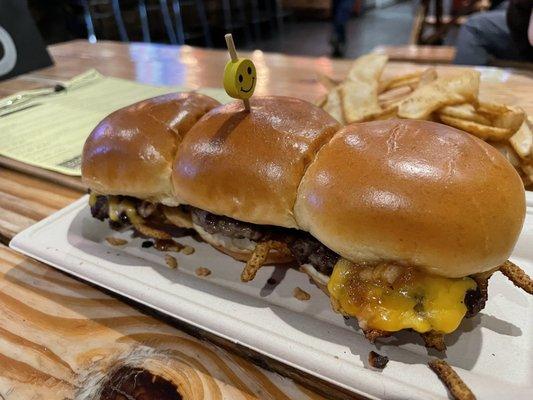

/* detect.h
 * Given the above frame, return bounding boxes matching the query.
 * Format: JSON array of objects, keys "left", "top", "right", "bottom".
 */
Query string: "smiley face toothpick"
[{"left": 223, "top": 34, "right": 256, "bottom": 111}]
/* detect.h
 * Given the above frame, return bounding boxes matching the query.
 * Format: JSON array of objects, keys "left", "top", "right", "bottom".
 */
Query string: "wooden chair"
[
  {"left": 411, "top": 0, "right": 476, "bottom": 45},
  {"left": 372, "top": 45, "right": 456, "bottom": 64},
  {"left": 137, "top": 0, "right": 178, "bottom": 43},
  {"left": 77, "top": 0, "right": 129, "bottom": 42},
  {"left": 170, "top": 0, "right": 213, "bottom": 46},
  {"left": 130, "top": 0, "right": 213, "bottom": 46}
]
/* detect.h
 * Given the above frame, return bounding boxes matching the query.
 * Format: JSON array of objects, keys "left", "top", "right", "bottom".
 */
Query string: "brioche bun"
[
  {"left": 172, "top": 96, "right": 340, "bottom": 227},
  {"left": 295, "top": 119, "right": 525, "bottom": 278},
  {"left": 82, "top": 92, "right": 220, "bottom": 205}
]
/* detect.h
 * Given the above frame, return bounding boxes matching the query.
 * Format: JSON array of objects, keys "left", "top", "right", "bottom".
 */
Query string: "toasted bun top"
[
  {"left": 295, "top": 119, "right": 526, "bottom": 278},
  {"left": 82, "top": 92, "right": 220, "bottom": 205},
  {"left": 172, "top": 96, "right": 340, "bottom": 227}
]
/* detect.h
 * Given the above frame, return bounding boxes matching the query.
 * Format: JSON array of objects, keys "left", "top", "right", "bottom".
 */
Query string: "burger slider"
[
  {"left": 172, "top": 96, "right": 340, "bottom": 269},
  {"left": 172, "top": 111, "right": 527, "bottom": 347},
  {"left": 295, "top": 119, "right": 526, "bottom": 346},
  {"left": 82, "top": 92, "right": 220, "bottom": 239}
]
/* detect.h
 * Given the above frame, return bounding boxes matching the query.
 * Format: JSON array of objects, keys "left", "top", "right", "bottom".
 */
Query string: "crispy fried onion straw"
[
  {"left": 499, "top": 260, "right": 533, "bottom": 294},
  {"left": 429, "top": 359, "right": 476, "bottom": 400},
  {"left": 422, "top": 331, "right": 446, "bottom": 351},
  {"left": 363, "top": 329, "right": 391, "bottom": 343},
  {"left": 241, "top": 241, "right": 291, "bottom": 282},
  {"left": 363, "top": 328, "right": 446, "bottom": 351},
  {"left": 132, "top": 222, "right": 172, "bottom": 240}
]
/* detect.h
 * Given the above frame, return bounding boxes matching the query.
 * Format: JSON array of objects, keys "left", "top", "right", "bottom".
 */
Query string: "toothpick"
[{"left": 225, "top": 34, "right": 238, "bottom": 61}]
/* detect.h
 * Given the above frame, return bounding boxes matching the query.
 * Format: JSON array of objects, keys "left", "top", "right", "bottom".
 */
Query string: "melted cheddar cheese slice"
[{"left": 328, "top": 259, "right": 476, "bottom": 334}]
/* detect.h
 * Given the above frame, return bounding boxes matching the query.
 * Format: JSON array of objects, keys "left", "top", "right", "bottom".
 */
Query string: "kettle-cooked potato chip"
[
  {"left": 487, "top": 141, "right": 521, "bottom": 167},
  {"left": 317, "top": 73, "right": 339, "bottom": 90},
  {"left": 378, "top": 86, "right": 412, "bottom": 109},
  {"left": 323, "top": 87, "right": 344, "bottom": 123},
  {"left": 347, "top": 54, "right": 388, "bottom": 83},
  {"left": 398, "top": 70, "right": 480, "bottom": 119},
  {"left": 509, "top": 119, "right": 533, "bottom": 159},
  {"left": 340, "top": 80, "right": 382, "bottom": 123},
  {"left": 439, "top": 104, "right": 491, "bottom": 125},
  {"left": 418, "top": 67, "right": 438, "bottom": 87},
  {"left": 439, "top": 114, "right": 512, "bottom": 141},
  {"left": 477, "top": 102, "right": 525, "bottom": 133},
  {"left": 379, "top": 71, "right": 422, "bottom": 93}
]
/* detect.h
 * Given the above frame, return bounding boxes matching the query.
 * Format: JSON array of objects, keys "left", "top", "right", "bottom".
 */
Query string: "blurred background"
[
  {"left": 23, "top": 0, "right": 512, "bottom": 58},
  {"left": 19, "top": 0, "right": 533, "bottom": 66}
]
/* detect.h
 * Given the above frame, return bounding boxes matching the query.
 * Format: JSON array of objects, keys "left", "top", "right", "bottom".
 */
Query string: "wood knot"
[
  {"left": 100, "top": 367, "right": 182, "bottom": 400},
  {"left": 76, "top": 347, "right": 196, "bottom": 400}
]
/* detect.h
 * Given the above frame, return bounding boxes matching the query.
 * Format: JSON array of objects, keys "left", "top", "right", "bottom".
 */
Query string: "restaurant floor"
[{"left": 245, "top": 1, "right": 414, "bottom": 58}]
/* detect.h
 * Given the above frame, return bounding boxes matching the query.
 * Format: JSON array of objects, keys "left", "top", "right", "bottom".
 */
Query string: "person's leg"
[
  {"left": 334, "top": 0, "right": 354, "bottom": 43},
  {"left": 331, "top": 0, "right": 355, "bottom": 57},
  {"left": 454, "top": 7, "right": 522, "bottom": 65},
  {"left": 331, "top": 0, "right": 342, "bottom": 43}
]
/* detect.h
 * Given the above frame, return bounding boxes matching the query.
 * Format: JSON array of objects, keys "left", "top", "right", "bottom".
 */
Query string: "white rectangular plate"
[{"left": 10, "top": 195, "right": 533, "bottom": 399}]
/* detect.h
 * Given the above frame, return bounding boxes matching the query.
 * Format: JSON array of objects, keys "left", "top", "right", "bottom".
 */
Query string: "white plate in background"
[{"left": 10, "top": 196, "right": 533, "bottom": 400}]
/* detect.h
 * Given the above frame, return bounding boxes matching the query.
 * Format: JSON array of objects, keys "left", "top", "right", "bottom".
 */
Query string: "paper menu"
[{"left": 0, "top": 71, "right": 230, "bottom": 176}]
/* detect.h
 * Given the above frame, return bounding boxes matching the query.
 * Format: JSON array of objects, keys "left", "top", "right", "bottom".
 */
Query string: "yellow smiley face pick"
[{"left": 223, "top": 58, "right": 256, "bottom": 100}]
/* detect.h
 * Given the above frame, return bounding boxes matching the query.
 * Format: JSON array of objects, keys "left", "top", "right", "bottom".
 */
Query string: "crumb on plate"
[
  {"left": 368, "top": 351, "right": 389, "bottom": 369},
  {"left": 154, "top": 239, "right": 184, "bottom": 252},
  {"left": 165, "top": 255, "right": 178, "bottom": 269},
  {"left": 293, "top": 287, "right": 311, "bottom": 301},
  {"left": 105, "top": 237, "right": 128, "bottom": 246},
  {"left": 181, "top": 245, "right": 195, "bottom": 255},
  {"left": 196, "top": 267, "right": 211, "bottom": 277}
]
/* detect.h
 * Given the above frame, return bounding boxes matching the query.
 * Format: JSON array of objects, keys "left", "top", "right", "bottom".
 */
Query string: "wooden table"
[{"left": 1, "top": 40, "right": 533, "bottom": 400}]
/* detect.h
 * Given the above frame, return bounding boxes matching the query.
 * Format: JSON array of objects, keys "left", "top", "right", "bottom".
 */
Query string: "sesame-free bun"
[
  {"left": 295, "top": 119, "right": 526, "bottom": 278},
  {"left": 82, "top": 92, "right": 220, "bottom": 205},
  {"left": 172, "top": 96, "right": 340, "bottom": 228}
]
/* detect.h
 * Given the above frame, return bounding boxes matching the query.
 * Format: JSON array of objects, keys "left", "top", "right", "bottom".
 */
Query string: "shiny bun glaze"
[
  {"left": 295, "top": 119, "right": 526, "bottom": 278},
  {"left": 82, "top": 92, "right": 220, "bottom": 205},
  {"left": 172, "top": 96, "right": 340, "bottom": 228}
]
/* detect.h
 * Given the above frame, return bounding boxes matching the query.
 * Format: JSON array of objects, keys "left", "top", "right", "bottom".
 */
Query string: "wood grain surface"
[
  {"left": 1, "top": 40, "right": 533, "bottom": 400},
  {"left": 0, "top": 244, "right": 330, "bottom": 400}
]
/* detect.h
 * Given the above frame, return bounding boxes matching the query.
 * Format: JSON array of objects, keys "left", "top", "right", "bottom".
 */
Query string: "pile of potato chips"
[{"left": 317, "top": 54, "right": 533, "bottom": 187}]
